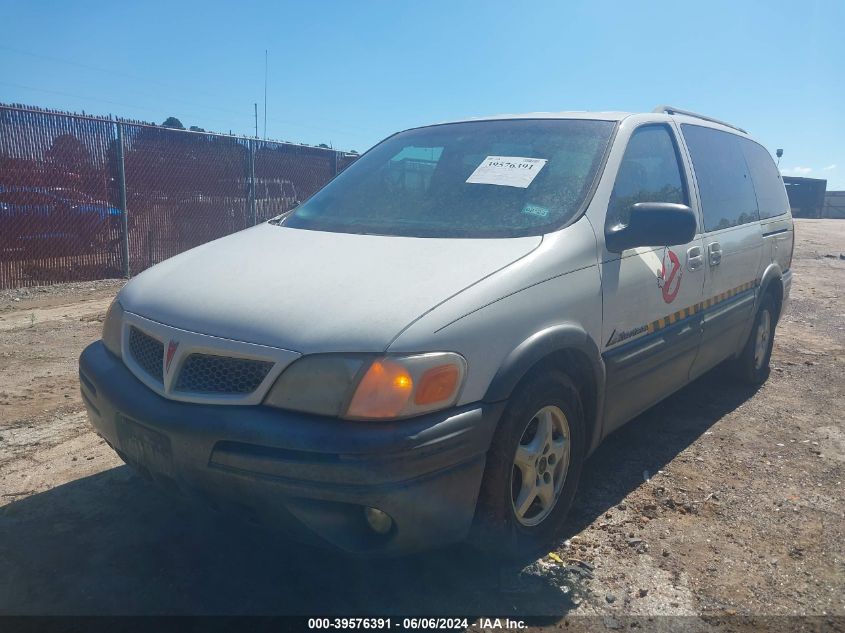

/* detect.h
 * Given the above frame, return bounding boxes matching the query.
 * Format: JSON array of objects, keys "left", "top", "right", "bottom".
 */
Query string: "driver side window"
[{"left": 607, "top": 125, "right": 687, "bottom": 228}]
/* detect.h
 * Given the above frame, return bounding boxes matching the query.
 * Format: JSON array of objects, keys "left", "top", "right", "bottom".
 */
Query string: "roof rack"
[{"left": 653, "top": 105, "right": 748, "bottom": 134}]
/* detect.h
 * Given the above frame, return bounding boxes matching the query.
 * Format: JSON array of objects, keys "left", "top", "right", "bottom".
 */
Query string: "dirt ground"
[{"left": 1, "top": 220, "right": 843, "bottom": 628}]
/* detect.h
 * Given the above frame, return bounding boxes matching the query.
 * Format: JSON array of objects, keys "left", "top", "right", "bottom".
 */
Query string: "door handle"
[
  {"left": 686, "top": 246, "right": 703, "bottom": 271},
  {"left": 708, "top": 242, "right": 722, "bottom": 266}
]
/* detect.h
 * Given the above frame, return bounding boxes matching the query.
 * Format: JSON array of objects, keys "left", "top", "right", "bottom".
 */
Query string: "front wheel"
[{"left": 471, "top": 369, "right": 585, "bottom": 556}]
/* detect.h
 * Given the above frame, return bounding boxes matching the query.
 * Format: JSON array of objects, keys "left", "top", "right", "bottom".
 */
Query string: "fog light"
[{"left": 364, "top": 506, "right": 393, "bottom": 535}]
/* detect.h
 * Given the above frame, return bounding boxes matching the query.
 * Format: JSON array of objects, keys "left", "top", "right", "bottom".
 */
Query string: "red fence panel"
[
  {"left": 253, "top": 141, "right": 338, "bottom": 222},
  {"left": 0, "top": 107, "right": 123, "bottom": 288},
  {"left": 120, "top": 125, "right": 251, "bottom": 273},
  {"left": 0, "top": 104, "right": 358, "bottom": 289}
]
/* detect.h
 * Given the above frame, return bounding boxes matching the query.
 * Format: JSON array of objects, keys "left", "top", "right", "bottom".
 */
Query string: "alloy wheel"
[{"left": 510, "top": 405, "right": 571, "bottom": 527}]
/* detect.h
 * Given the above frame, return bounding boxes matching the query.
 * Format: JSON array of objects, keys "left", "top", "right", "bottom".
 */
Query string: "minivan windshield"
[{"left": 282, "top": 119, "right": 616, "bottom": 238}]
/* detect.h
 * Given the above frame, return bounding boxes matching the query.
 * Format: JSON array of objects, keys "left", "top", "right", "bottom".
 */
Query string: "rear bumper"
[{"left": 79, "top": 341, "right": 504, "bottom": 555}]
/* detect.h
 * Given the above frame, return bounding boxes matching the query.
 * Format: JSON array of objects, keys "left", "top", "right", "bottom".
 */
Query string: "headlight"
[
  {"left": 264, "top": 352, "right": 467, "bottom": 420},
  {"left": 102, "top": 298, "right": 124, "bottom": 358},
  {"left": 264, "top": 355, "right": 366, "bottom": 417}
]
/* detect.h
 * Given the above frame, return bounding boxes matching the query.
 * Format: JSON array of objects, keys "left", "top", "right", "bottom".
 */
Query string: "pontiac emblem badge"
[{"left": 165, "top": 340, "right": 179, "bottom": 374}]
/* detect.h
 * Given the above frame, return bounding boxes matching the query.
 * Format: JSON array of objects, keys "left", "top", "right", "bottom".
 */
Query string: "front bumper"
[{"left": 79, "top": 341, "right": 503, "bottom": 555}]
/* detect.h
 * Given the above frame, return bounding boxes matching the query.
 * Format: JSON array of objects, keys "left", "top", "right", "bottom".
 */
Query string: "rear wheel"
[
  {"left": 472, "top": 369, "right": 585, "bottom": 556},
  {"left": 732, "top": 293, "right": 777, "bottom": 385}
]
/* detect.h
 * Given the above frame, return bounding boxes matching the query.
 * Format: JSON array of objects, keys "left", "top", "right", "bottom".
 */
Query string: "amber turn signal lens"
[
  {"left": 414, "top": 364, "right": 460, "bottom": 405},
  {"left": 346, "top": 359, "right": 413, "bottom": 419}
]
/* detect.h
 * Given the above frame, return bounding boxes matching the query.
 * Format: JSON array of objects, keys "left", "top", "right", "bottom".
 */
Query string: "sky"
[{"left": 1, "top": 0, "right": 843, "bottom": 189}]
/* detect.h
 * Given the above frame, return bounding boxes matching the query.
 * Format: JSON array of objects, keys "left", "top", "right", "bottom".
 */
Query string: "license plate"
[{"left": 115, "top": 415, "right": 174, "bottom": 477}]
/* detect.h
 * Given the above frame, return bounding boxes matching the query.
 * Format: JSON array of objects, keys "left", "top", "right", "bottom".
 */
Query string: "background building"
[
  {"left": 783, "top": 176, "right": 827, "bottom": 218},
  {"left": 823, "top": 190, "right": 845, "bottom": 219}
]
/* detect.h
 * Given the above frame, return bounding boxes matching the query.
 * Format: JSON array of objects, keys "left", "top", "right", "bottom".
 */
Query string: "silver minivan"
[{"left": 80, "top": 106, "right": 793, "bottom": 555}]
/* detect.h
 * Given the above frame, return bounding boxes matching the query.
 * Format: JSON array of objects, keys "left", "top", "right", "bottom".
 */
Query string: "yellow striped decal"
[{"left": 646, "top": 280, "right": 757, "bottom": 333}]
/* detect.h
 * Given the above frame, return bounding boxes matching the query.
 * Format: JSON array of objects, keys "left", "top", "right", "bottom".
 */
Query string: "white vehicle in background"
[{"left": 80, "top": 106, "right": 793, "bottom": 555}]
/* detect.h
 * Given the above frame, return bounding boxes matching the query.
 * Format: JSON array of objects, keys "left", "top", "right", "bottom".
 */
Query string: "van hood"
[{"left": 119, "top": 223, "right": 542, "bottom": 353}]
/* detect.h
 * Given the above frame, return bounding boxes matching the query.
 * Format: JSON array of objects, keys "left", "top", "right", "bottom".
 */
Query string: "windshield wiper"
[{"left": 267, "top": 207, "right": 298, "bottom": 226}]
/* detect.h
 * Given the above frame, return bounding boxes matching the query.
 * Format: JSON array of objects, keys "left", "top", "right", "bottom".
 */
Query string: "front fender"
[
  {"left": 483, "top": 323, "right": 606, "bottom": 454},
  {"left": 483, "top": 324, "right": 601, "bottom": 400}
]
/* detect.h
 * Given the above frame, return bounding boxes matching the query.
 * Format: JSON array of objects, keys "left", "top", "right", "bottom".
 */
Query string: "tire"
[
  {"left": 471, "top": 369, "right": 585, "bottom": 556},
  {"left": 732, "top": 292, "right": 778, "bottom": 385}
]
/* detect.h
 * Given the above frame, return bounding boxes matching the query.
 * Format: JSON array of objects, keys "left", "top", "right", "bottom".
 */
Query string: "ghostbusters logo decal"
[{"left": 657, "top": 248, "right": 682, "bottom": 304}]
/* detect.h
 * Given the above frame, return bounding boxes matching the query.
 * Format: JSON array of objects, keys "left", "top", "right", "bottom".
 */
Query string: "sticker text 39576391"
[{"left": 466, "top": 156, "right": 547, "bottom": 188}]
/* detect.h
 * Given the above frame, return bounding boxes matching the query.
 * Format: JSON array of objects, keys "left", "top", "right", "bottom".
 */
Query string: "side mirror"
[{"left": 605, "top": 202, "right": 697, "bottom": 253}]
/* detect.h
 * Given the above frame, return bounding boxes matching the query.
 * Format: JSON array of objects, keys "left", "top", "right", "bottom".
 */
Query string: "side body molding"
[{"left": 483, "top": 323, "right": 606, "bottom": 454}]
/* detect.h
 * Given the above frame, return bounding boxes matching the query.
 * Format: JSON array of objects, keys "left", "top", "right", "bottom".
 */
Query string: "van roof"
[
  {"left": 446, "top": 111, "right": 632, "bottom": 123},
  {"left": 439, "top": 107, "right": 750, "bottom": 136}
]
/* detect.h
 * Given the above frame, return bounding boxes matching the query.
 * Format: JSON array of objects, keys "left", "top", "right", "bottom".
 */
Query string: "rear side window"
[
  {"left": 739, "top": 139, "right": 790, "bottom": 219},
  {"left": 607, "top": 124, "right": 687, "bottom": 227},
  {"left": 681, "top": 124, "right": 759, "bottom": 231}
]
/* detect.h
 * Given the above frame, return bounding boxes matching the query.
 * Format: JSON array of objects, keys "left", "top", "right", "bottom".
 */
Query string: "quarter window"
[
  {"left": 607, "top": 125, "right": 687, "bottom": 228},
  {"left": 681, "top": 124, "right": 760, "bottom": 231},
  {"left": 739, "top": 138, "right": 790, "bottom": 219}
]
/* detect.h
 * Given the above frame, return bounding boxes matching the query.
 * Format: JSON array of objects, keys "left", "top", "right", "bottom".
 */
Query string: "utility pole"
[
  {"left": 264, "top": 50, "right": 268, "bottom": 140},
  {"left": 254, "top": 103, "right": 259, "bottom": 139}
]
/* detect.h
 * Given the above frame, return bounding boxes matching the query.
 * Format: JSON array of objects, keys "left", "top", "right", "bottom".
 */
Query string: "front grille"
[
  {"left": 174, "top": 354, "right": 273, "bottom": 395},
  {"left": 128, "top": 326, "right": 164, "bottom": 383}
]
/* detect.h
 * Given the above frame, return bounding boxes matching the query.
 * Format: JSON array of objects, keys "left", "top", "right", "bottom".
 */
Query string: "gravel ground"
[{"left": 0, "top": 220, "right": 843, "bottom": 629}]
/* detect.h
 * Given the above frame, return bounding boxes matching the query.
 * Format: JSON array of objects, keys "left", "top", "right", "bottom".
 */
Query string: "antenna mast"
[{"left": 263, "top": 50, "right": 268, "bottom": 140}]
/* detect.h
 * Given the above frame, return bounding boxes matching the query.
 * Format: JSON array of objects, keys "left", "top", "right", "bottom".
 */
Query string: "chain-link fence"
[{"left": 0, "top": 104, "right": 358, "bottom": 289}]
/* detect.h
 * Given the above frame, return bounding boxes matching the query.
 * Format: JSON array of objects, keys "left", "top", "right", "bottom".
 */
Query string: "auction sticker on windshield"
[{"left": 466, "top": 156, "right": 547, "bottom": 188}]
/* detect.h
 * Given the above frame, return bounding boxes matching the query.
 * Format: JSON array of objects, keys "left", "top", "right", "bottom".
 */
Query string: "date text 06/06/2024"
[{"left": 306, "top": 617, "right": 527, "bottom": 630}]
